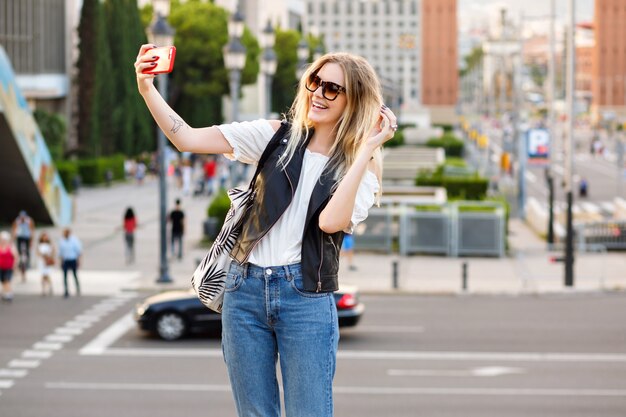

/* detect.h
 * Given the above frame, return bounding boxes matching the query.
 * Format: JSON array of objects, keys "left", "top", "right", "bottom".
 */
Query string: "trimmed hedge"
[
  {"left": 78, "top": 155, "right": 125, "bottom": 185},
  {"left": 55, "top": 155, "right": 126, "bottom": 189},
  {"left": 416, "top": 166, "right": 488, "bottom": 200},
  {"left": 55, "top": 161, "right": 79, "bottom": 192},
  {"left": 426, "top": 133, "right": 464, "bottom": 157},
  {"left": 207, "top": 189, "right": 231, "bottom": 229}
]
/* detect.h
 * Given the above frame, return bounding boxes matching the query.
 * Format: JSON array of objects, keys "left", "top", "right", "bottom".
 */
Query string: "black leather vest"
[{"left": 230, "top": 122, "right": 344, "bottom": 292}]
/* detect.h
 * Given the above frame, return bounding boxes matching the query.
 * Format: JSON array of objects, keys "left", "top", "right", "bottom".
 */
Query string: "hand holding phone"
[{"left": 142, "top": 46, "right": 176, "bottom": 74}]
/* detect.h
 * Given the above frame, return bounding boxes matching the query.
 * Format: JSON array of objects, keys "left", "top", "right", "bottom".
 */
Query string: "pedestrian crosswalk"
[{"left": 528, "top": 197, "right": 626, "bottom": 221}]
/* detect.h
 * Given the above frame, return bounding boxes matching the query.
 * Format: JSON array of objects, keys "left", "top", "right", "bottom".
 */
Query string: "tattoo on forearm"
[{"left": 169, "top": 115, "right": 184, "bottom": 134}]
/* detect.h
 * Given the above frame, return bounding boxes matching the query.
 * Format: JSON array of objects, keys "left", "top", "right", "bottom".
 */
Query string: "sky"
[{"left": 459, "top": 0, "right": 594, "bottom": 34}]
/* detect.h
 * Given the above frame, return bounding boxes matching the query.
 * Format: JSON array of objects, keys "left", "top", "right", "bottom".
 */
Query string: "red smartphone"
[{"left": 142, "top": 46, "right": 176, "bottom": 74}]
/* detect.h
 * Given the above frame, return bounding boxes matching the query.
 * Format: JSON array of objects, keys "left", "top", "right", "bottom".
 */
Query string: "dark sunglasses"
[{"left": 305, "top": 74, "right": 346, "bottom": 101}]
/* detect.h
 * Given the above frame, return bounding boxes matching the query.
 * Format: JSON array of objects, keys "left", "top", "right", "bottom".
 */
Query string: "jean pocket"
[
  {"left": 224, "top": 272, "right": 243, "bottom": 292},
  {"left": 290, "top": 275, "right": 330, "bottom": 298}
]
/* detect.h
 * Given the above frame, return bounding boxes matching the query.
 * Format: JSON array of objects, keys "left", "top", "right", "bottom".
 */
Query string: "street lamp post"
[
  {"left": 260, "top": 20, "right": 277, "bottom": 119},
  {"left": 296, "top": 39, "right": 309, "bottom": 80},
  {"left": 149, "top": 0, "right": 175, "bottom": 284},
  {"left": 224, "top": 7, "right": 246, "bottom": 123}
]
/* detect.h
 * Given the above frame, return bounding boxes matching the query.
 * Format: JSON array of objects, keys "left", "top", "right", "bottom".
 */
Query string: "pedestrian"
[
  {"left": 123, "top": 207, "right": 137, "bottom": 264},
  {"left": 58, "top": 228, "right": 82, "bottom": 298},
  {"left": 12, "top": 210, "right": 35, "bottom": 282},
  {"left": 203, "top": 156, "right": 217, "bottom": 195},
  {"left": 136, "top": 48, "right": 393, "bottom": 417},
  {"left": 37, "top": 232, "right": 55, "bottom": 296},
  {"left": 579, "top": 177, "right": 588, "bottom": 198},
  {"left": 0, "top": 231, "right": 16, "bottom": 302},
  {"left": 135, "top": 161, "right": 146, "bottom": 185},
  {"left": 341, "top": 232, "right": 357, "bottom": 271},
  {"left": 168, "top": 199, "right": 185, "bottom": 260},
  {"left": 181, "top": 159, "right": 193, "bottom": 196}
]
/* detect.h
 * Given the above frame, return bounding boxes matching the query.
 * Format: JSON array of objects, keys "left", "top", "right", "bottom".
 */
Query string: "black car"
[{"left": 135, "top": 285, "right": 365, "bottom": 340}]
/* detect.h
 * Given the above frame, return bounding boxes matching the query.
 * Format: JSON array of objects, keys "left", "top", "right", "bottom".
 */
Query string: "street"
[{"left": 1, "top": 293, "right": 625, "bottom": 417}]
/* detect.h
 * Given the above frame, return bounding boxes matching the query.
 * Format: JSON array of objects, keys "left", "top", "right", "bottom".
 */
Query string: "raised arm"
[
  {"left": 134, "top": 44, "right": 233, "bottom": 155},
  {"left": 318, "top": 107, "right": 396, "bottom": 234}
]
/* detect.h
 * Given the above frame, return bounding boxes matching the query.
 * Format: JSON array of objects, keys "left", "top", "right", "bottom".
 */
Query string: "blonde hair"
[{"left": 279, "top": 52, "right": 383, "bottom": 204}]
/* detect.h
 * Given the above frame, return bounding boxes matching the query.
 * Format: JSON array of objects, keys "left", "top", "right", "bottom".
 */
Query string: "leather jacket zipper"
[{"left": 317, "top": 229, "right": 324, "bottom": 292}]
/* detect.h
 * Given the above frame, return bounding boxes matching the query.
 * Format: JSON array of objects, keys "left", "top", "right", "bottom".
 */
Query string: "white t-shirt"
[{"left": 218, "top": 119, "right": 379, "bottom": 267}]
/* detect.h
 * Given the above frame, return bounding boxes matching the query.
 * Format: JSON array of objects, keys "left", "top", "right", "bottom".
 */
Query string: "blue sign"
[{"left": 527, "top": 128, "right": 550, "bottom": 165}]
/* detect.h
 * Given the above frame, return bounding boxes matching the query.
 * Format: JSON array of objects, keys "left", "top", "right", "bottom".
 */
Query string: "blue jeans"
[{"left": 222, "top": 262, "right": 339, "bottom": 417}]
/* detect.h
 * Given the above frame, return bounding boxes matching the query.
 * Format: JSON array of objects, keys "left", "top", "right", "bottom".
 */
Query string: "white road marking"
[
  {"left": 44, "top": 381, "right": 626, "bottom": 397},
  {"left": 0, "top": 369, "right": 28, "bottom": 378},
  {"left": 0, "top": 380, "right": 14, "bottom": 389},
  {"left": 79, "top": 313, "right": 134, "bottom": 356},
  {"left": 388, "top": 366, "right": 525, "bottom": 377},
  {"left": 54, "top": 327, "right": 84, "bottom": 336},
  {"left": 45, "top": 334, "right": 74, "bottom": 343},
  {"left": 338, "top": 350, "right": 626, "bottom": 363},
  {"left": 74, "top": 314, "right": 102, "bottom": 323},
  {"left": 524, "top": 171, "right": 537, "bottom": 183},
  {"left": 353, "top": 325, "right": 425, "bottom": 333},
  {"left": 8, "top": 360, "right": 40, "bottom": 369},
  {"left": 64, "top": 320, "right": 93, "bottom": 329},
  {"left": 33, "top": 342, "right": 63, "bottom": 351},
  {"left": 22, "top": 350, "right": 53, "bottom": 359},
  {"left": 86, "top": 347, "right": 626, "bottom": 364}
]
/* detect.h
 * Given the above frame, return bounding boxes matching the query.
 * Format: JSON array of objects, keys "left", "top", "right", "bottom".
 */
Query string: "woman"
[
  {"left": 0, "top": 231, "right": 16, "bottom": 301},
  {"left": 135, "top": 45, "right": 397, "bottom": 417},
  {"left": 123, "top": 207, "right": 137, "bottom": 264},
  {"left": 37, "top": 232, "right": 55, "bottom": 296}
]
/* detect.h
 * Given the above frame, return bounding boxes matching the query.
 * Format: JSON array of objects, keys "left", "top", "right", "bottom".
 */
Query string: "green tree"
[
  {"left": 34, "top": 110, "right": 67, "bottom": 161},
  {"left": 104, "top": 0, "right": 153, "bottom": 156},
  {"left": 167, "top": 0, "right": 259, "bottom": 126},
  {"left": 76, "top": 0, "right": 110, "bottom": 157},
  {"left": 271, "top": 29, "right": 299, "bottom": 116}
]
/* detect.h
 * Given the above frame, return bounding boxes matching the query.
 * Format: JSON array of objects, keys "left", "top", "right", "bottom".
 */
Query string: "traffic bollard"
[
  {"left": 462, "top": 261, "right": 468, "bottom": 291},
  {"left": 392, "top": 260, "right": 399, "bottom": 289}
]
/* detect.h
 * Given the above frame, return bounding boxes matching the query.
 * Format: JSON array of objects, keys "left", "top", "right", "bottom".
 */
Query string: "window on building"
[
  {"left": 372, "top": 2, "right": 378, "bottom": 14},
  {"left": 320, "top": 2, "right": 326, "bottom": 14},
  {"left": 385, "top": 1, "right": 391, "bottom": 14},
  {"left": 411, "top": 1, "right": 418, "bottom": 14},
  {"left": 333, "top": 1, "right": 339, "bottom": 14},
  {"left": 347, "top": 1, "right": 352, "bottom": 14},
  {"left": 398, "top": 0, "right": 404, "bottom": 14},
  {"left": 308, "top": 2, "right": 314, "bottom": 14},
  {"left": 360, "top": 2, "right": 365, "bottom": 14}
]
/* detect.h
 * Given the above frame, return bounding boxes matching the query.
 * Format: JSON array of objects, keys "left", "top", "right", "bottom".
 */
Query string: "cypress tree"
[{"left": 76, "top": 0, "right": 100, "bottom": 156}]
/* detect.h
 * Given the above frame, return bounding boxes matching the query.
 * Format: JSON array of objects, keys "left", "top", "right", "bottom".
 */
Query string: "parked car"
[{"left": 135, "top": 285, "right": 365, "bottom": 341}]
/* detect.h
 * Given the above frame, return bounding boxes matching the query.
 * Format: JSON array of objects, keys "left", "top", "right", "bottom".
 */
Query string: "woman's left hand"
[{"left": 366, "top": 105, "right": 398, "bottom": 149}]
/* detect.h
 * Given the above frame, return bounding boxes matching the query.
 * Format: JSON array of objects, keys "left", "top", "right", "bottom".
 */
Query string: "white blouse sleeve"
[
  {"left": 345, "top": 170, "right": 380, "bottom": 234},
  {"left": 217, "top": 119, "right": 276, "bottom": 165}
]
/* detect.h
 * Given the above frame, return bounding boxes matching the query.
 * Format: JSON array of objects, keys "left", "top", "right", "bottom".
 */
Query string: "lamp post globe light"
[
  {"left": 296, "top": 38, "right": 309, "bottom": 80},
  {"left": 149, "top": 0, "right": 175, "bottom": 284},
  {"left": 224, "top": 8, "right": 246, "bottom": 122},
  {"left": 260, "top": 21, "right": 277, "bottom": 119}
]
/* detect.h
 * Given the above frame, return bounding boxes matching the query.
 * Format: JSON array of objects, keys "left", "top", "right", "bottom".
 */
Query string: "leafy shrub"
[
  {"left": 416, "top": 166, "right": 488, "bottom": 200},
  {"left": 426, "top": 133, "right": 464, "bottom": 157},
  {"left": 55, "top": 161, "right": 78, "bottom": 192},
  {"left": 207, "top": 189, "right": 231, "bottom": 229}
]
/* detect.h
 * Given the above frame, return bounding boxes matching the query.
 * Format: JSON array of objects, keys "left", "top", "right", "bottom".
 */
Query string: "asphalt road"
[{"left": 1, "top": 293, "right": 625, "bottom": 417}]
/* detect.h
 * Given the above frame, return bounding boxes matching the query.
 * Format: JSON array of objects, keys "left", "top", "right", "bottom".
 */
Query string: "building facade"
[
  {"left": 591, "top": 0, "right": 626, "bottom": 123},
  {"left": 421, "top": 0, "right": 457, "bottom": 122},
  {"left": 304, "top": 0, "right": 457, "bottom": 125}
]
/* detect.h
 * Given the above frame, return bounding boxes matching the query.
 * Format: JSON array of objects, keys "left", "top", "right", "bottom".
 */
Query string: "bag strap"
[{"left": 247, "top": 120, "right": 290, "bottom": 189}]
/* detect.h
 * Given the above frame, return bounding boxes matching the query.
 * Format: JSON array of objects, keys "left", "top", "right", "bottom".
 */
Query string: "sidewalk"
[{"left": 11, "top": 176, "right": 626, "bottom": 297}]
